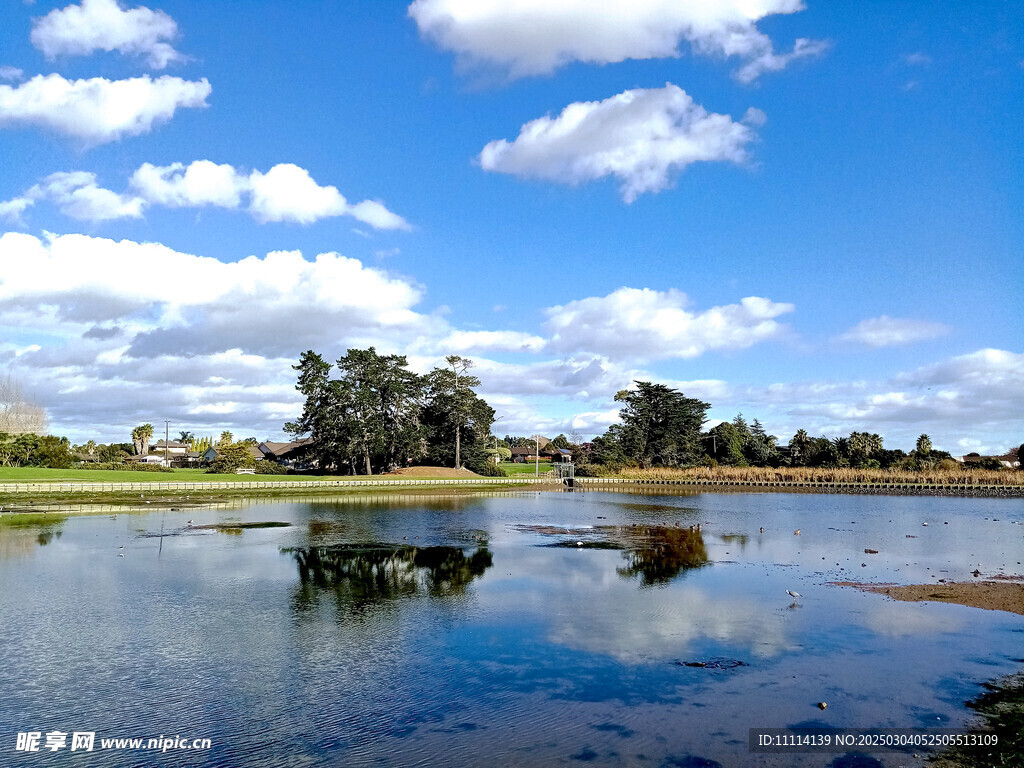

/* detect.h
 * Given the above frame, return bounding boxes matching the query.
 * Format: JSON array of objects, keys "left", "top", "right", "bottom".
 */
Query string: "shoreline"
[
  {"left": 833, "top": 580, "right": 1024, "bottom": 616},
  {"left": 1, "top": 475, "right": 1023, "bottom": 510}
]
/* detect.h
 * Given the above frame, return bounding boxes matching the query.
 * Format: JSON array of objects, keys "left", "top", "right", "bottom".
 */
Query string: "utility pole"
[
  {"left": 164, "top": 420, "right": 170, "bottom": 466},
  {"left": 535, "top": 434, "right": 539, "bottom": 477}
]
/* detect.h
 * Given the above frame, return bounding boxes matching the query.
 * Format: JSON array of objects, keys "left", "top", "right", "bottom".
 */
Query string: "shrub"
[
  {"left": 255, "top": 461, "right": 289, "bottom": 475},
  {"left": 76, "top": 462, "right": 173, "bottom": 472},
  {"left": 474, "top": 461, "right": 507, "bottom": 477}
]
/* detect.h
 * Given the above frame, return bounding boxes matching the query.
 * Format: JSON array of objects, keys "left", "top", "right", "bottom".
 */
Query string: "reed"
[{"left": 605, "top": 465, "right": 1024, "bottom": 486}]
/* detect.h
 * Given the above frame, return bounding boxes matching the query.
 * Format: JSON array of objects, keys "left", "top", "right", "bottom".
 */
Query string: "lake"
[{"left": 2, "top": 489, "right": 1022, "bottom": 767}]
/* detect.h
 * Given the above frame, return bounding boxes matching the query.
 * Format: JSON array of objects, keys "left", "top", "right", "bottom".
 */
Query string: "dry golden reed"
[{"left": 606, "top": 465, "right": 1024, "bottom": 486}]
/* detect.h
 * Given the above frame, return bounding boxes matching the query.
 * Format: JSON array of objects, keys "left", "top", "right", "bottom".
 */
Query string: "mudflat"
[{"left": 834, "top": 579, "right": 1024, "bottom": 616}]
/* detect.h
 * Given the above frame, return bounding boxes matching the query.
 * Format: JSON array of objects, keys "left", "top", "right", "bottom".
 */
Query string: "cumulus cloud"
[
  {"left": 479, "top": 85, "right": 761, "bottom": 201},
  {"left": 0, "top": 197, "right": 34, "bottom": 223},
  {"left": 0, "top": 232, "right": 441, "bottom": 437},
  {"left": 27, "top": 171, "right": 145, "bottom": 221},
  {"left": 9, "top": 161, "right": 409, "bottom": 228},
  {"left": 837, "top": 315, "right": 950, "bottom": 347},
  {"left": 138, "top": 161, "right": 410, "bottom": 228},
  {"left": 130, "top": 160, "right": 248, "bottom": 208},
  {"left": 545, "top": 287, "right": 794, "bottom": 360},
  {"left": 249, "top": 164, "right": 347, "bottom": 224},
  {"left": 0, "top": 74, "right": 210, "bottom": 144},
  {"left": 714, "top": 348, "right": 1023, "bottom": 452},
  {"left": 0, "top": 232, "right": 426, "bottom": 353},
  {"left": 439, "top": 330, "right": 546, "bottom": 354},
  {"left": 31, "top": 0, "right": 185, "bottom": 69},
  {"left": 408, "top": 0, "right": 826, "bottom": 81}
]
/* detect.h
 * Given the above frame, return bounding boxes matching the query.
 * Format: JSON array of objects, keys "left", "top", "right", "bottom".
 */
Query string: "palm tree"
[
  {"left": 789, "top": 429, "right": 811, "bottom": 465},
  {"left": 131, "top": 423, "right": 154, "bottom": 455},
  {"left": 916, "top": 434, "right": 932, "bottom": 457}
]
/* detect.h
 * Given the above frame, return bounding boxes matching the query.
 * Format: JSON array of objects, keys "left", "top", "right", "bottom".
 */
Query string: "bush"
[
  {"left": 255, "top": 461, "right": 289, "bottom": 475},
  {"left": 77, "top": 462, "right": 173, "bottom": 472},
  {"left": 474, "top": 461, "right": 507, "bottom": 477}
]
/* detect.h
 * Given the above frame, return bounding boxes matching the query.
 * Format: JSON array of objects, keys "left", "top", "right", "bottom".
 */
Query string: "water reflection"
[
  {"left": 0, "top": 514, "right": 65, "bottom": 559},
  {"left": 524, "top": 524, "right": 709, "bottom": 586},
  {"left": 287, "top": 543, "right": 493, "bottom": 606},
  {"left": 615, "top": 525, "right": 708, "bottom": 586}
]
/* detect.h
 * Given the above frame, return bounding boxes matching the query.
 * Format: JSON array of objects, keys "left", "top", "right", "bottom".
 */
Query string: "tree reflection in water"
[
  {"left": 615, "top": 525, "right": 709, "bottom": 586},
  {"left": 523, "top": 523, "right": 710, "bottom": 586},
  {"left": 287, "top": 544, "right": 493, "bottom": 607}
]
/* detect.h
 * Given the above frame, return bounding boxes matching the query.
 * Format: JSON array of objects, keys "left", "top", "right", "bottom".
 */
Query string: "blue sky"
[{"left": 0, "top": 0, "right": 1021, "bottom": 455}]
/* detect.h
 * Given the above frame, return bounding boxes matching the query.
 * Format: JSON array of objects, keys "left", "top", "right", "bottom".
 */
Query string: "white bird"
[{"left": 786, "top": 589, "right": 801, "bottom": 600}]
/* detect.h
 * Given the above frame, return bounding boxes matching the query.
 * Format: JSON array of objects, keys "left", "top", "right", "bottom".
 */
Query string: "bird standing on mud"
[{"left": 786, "top": 589, "right": 801, "bottom": 600}]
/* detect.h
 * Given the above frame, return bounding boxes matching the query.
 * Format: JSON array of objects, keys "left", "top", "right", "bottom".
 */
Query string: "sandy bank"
[{"left": 833, "top": 579, "right": 1024, "bottom": 616}]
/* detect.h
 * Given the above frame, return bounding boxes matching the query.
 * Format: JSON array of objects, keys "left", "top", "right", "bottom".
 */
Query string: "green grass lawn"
[
  {"left": 498, "top": 461, "right": 552, "bottom": 477},
  {"left": 0, "top": 466, "right": 345, "bottom": 483}
]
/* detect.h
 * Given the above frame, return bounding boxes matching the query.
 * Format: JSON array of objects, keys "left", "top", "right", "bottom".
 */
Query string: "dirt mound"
[{"left": 384, "top": 466, "right": 482, "bottom": 478}]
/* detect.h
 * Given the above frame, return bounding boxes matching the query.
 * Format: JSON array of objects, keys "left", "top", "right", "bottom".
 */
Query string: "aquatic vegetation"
[{"left": 606, "top": 465, "right": 1024, "bottom": 486}]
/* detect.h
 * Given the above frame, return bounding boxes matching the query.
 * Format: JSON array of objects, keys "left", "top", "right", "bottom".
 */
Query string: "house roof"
[
  {"left": 259, "top": 438, "right": 312, "bottom": 458},
  {"left": 202, "top": 445, "right": 265, "bottom": 460}
]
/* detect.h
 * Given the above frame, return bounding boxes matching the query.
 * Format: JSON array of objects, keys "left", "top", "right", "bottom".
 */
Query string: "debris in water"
[{"left": 675, "top": 658, "right": 747, "bottom": 670}]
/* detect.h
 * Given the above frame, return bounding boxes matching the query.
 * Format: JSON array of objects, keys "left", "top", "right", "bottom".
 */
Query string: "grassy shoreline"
[
  {"left": 1, "top": 465, "right": 1022, "bottom": 510},
  {"left": 600, "top": 465, "right": 1024, "bottom": 486}
]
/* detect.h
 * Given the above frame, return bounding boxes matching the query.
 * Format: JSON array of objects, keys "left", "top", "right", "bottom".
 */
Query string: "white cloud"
[
  {"left": 28, "top": 171, "right": 145, "bottom": 221},
  {"left": 0, "top": 74, "right": 210, "bottom": 144},
  {"left": 712, "top": 348, "right": 1023, "bottom": 452},
  {"left": 479, "top": 85, "right": 761, "bottom": 201},
  {"left": 130, "top": 160, "right": 247, "bottom": 208},
  {"left": 0, "top": 197, "right": 34, "bottom": 223},
  {"left": 0, "top": 66, "right": 24, "bottom": 82},
  {"left": 408, "top": 0, "right": 825, "bottom": 81},
  {"left": 31, "top": 0, "right": 184, "bottom": 69},
  {"left": 837, "top": 315, "right": 950, "bottom": 347},
  {"left": 903, "top": 51, "right": 932, "bottom": 67},
  {"left": 348, "top": 200, "right": 412, "bottom": 231},
  {"left": 0, "top": 232, "right": 441, "bottom": 437},
  {"left": 246, "top": 164, "right": 409, "bottom": 229},
  {"left": 734, "top": 37, "right": 830, "bottom": 84},
  {"left": 11, "top": 160, "right": 409, "bottom": 228},
  {"left": 249, "top": 164, "right": 347, "bottom": 224},
  {"left": 545, "top": 287, "right": 794, "bottom": 360},
  {"left": 440, "top": 330, "right": 546, "bottom": 354}
]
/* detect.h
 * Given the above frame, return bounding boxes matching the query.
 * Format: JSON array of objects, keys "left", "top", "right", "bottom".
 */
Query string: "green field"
[
  {"left": 0, "top": 467, "right": 350, "bottom": 483},
  {"left": 498, "top": 461, "right": 552, "bottom": 477}
]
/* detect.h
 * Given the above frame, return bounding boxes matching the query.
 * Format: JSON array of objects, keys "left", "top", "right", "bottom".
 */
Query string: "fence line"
[
  {"left": 0, "top": 477, "right": 558, "bottom": 494},
  {"left": 1, "top": 476, "right": 1021, "bottom": 497},
  {"left": 572, "top": 477, "right": 1024, "bottom": 496}
]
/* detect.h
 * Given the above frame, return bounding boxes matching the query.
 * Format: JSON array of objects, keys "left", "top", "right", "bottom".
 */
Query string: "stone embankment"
[
  {"left": 1, "top": 476, "right": 1021, "bottom": 497},
  {"left": 573, "top": 477, "right": 1024, "bottom": 496}
]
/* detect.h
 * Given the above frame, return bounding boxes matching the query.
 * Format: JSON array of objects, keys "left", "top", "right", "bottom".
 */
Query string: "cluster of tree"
[
  {"left": 582, "top": 383, "right": 711, "bottom": 470},
  {"left": 0, "top": 375, "right": 47, "bottom": 435},
  {"left": 286, "top": 348, "right": 497, "bottom": 475},
  {"left": 0, "top": 432, "right": 74, "bottom": 468},
  {"left": 576, "top": 381, "right": 1019, "bottom": 472},
  {"left": 490, "top": 434, "right": 573, "bottom": 463},
  {"left": 702, "top": 416, "right": 953, "bottom": 470}
]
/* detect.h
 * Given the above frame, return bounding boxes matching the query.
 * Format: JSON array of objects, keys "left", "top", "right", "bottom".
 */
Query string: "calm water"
[{"left": 1, "top": 490, "right": 1023, "bottom": 768}]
